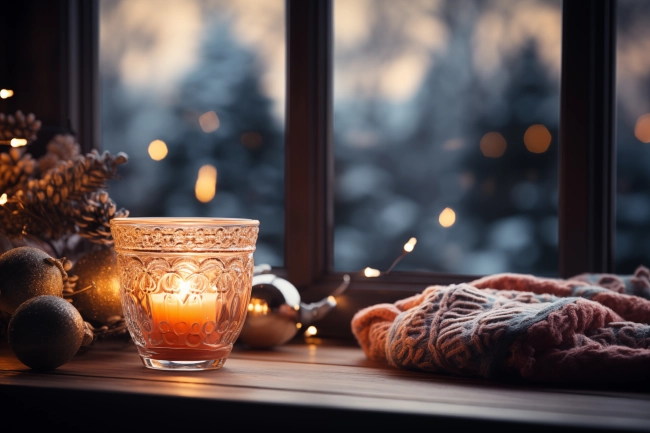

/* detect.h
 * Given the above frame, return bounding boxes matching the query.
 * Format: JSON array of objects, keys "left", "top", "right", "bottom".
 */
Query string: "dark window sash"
[
  {"left": 0, "top": 0, "right": 98, "bottom": 155},
  {"left": 286, "top": 0, "right": 618, "bottom": 339},
  {"left": 559, "top": 0, "right": 616, "bottom": 277}
]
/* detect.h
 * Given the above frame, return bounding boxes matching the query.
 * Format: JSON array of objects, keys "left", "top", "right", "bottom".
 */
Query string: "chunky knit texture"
[{"left": 351, "top": 266, "right": 650, "bottom": 383}]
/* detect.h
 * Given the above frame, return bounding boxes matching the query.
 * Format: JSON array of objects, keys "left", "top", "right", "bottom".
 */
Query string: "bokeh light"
[
  {"left": 480, "top": 132, "right": 507, "bottom": 157},
  {"left": 304, "top": 326, "right": 318, "bottom": 337},
  {"left": 439, "top": 207, "right": 456, "bottom": 228},
  {"left": 195, "top": 164, "right": 217, "bottom": 203},
  {"left": 634, "top": 114, "right": 650, "bottom": 143},
  {"left": 524, "top": 124, "right": 552, "bottom": 153},
  {"left": 364, "top": 267, "right": 381, "bottom": 277},
  {"left": 0, "top": 89, "right": 14, "bottom": 99},
  {"left": 148, "top": 139, "right": 168, "bottom": 160},
  {"left": 199, "top": 111, "right": 220, "bottom": 133},
  {"left": 240, "top": 132, "right": 263, "bottom": 149},
  {"left": 403, "top": 237, "right": 417, "bottom": 252},
  {"left": 10, "top": 138, "right": 27, "bottom": 147}
]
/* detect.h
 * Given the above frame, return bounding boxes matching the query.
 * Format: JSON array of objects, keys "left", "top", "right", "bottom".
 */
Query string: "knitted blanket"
[{"left": 351, "top": 267, "right": 650, "bottom": 383}]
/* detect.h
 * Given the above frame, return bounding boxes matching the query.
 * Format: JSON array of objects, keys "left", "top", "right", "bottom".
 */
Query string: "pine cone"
[
  {"left": 7, "top": 185, "right": 75, "bottom": 240},
  {"left": 53, "top": 149, "right": 128, "bottom": 202},
  {"left": 0, "top": 111, "right": 41, "bottom": 142},
  {"left": 38, "top": 134, "right": 81, "bottom": 174},
  {"left": 0, "top": 147, "right": 36, "bottom": 195},
  {"left": 73, "top": 190, "right": 129, "bottom": 245}
]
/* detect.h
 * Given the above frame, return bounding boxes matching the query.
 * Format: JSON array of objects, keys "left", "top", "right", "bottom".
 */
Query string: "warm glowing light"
[
  {"left": 305, "top": 326, "right": 318, "bottom": 337},
  {"left": 0, "top": 194, "right": 7, "bottom": 205},
  {"left": 240, "top": 132, "right": 263, "bottom": 149},
  {"left": 635, "top": 114, "right": 650, "bottom": 143},
  {"left": 524, "top": 124, "right": 552, "bottom": 153},
  {"left": 364, "top": 267, "right": 381, "bottom": 278},
  {"left": 403, "top": 237, "right": 417, "bottom": 252},
  {"left": 10, "top": 138, "right": 27, "bottom": 147},
  {"left": 296, "top": 323, "right": 302, "bottom": 329},
  {"left": 148, "top": 139, "right": 168, "bottom": 160},
  {"left": 0, "top": 89, "right": 14, "bottom": 99},
  {"left": 480, "top": 132, "right": 507, "bottom": 158},
  {"left": 195, "top": 164, "right": 217, "bottom": 203},
  {"left": 439, "top": 207, "right": 456, "bottom": 228},
  {"left": 178, "top": 280, "right": 191, "bottom": 296},
  {"left": 327, "top": 295, "right": 337, "bottom": 306},
  {"left": 248, "top": 298, "right": 269, "bottom": 315},
  {"left": 199, "top": 111, "right": 220, "bottom": 133}
]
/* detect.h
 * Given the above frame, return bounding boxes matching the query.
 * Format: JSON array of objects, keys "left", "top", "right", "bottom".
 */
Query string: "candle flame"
[
  {"left": 195, "top": 164, "right": 217, "bottom": 203},
  {"left": 403, "top": 237, "right": 417, "bottom": 252},
  {"left": 10, "top": 138, "right": 27, "bottom": 147},
  {"left": 0, "top": 89, "right": 14, "bottom": 99},
  {"left": 364, "top": 267, "right": 381, "bottom": 278},
  {"left": 178, "top": 280, "right": 191, "bottom": 296},
  {"left": 305, "top": 326, "right": 318, "bottom": 337},
  {"left": 0, "top": 193, "right": 7, "bottom": 205}
]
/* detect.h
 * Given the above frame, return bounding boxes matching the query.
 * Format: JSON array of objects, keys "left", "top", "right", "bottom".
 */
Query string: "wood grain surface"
[{"left": 1, "top": 339, "right": 650, "bottom": 432}]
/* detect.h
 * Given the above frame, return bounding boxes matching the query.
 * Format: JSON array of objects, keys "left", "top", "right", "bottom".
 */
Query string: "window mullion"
[
  {"left": 285, "top": 0, "right": 333, "bottom": 289},
  {"left": 559, "top": 0, "right": 617, "bottom": 277}
]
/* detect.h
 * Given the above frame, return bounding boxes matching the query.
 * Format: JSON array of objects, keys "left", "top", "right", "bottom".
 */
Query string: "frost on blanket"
[{"left": 351, "top": 267, "right": 650, "bottom": 383}]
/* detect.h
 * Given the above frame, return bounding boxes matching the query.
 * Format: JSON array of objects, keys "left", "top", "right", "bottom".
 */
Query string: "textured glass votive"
[{"left": 110, "top": 217, "right": 259, "bottom": 371}]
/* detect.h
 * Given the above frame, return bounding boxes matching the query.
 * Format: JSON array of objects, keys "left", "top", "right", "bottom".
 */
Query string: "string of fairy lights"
[{"left": 0, "top": 89, "right": 29, "bottom": 148}]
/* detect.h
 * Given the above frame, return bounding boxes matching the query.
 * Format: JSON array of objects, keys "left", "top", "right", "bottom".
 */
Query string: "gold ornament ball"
[
  {"left": 70, "top": 248, "right": 122, "bottom": 325},
  {"left": 8, "top": 295, "right": 86, "bottom": 371},
  {"left": 0, "top": 246, "right": 65, "bottom": 315}
]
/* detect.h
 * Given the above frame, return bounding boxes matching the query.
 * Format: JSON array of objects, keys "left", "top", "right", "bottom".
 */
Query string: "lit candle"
[{"left": 150, "top": 280, "right": 219, "bottom": 348}]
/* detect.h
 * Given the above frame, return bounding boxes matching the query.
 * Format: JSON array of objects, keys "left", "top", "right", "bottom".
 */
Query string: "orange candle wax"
[{"left": 150, "top": 281, "right": 218, "bottom": 348}]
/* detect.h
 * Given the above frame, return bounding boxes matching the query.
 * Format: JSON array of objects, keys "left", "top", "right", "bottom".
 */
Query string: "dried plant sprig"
[
  {"left": 84, "top": 316, "right": 129, "bottom": 340},
  {"left": 0, "top": 111, "right": 41, "bottom": 142}
]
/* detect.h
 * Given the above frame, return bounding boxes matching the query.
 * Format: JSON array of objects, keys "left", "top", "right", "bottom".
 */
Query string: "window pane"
[
  {"left": 616, "top": 0, "right": 650, "bottom": 273},
  {"left": 333, "top": 0, "right": 561, "bottom": 276},
  {"left": 100, "top": 0, "right": 285, "bottom": 266}
]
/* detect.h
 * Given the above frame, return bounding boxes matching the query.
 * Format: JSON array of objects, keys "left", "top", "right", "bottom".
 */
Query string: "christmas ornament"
[
  {"left": 7, "top": 295, "right": 90, "bottom": 370},
  {"left": 69, "top": 248, "right": 122, "bottom": 325},
  {"left": 238, "top": 269, "right": 350, "bottom": 349},
  {"left": 0, "top": 246, "right": 67, "bottom": 314}
]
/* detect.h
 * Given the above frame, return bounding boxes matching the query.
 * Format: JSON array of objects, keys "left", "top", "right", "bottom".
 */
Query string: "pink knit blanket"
[{"left": 351, "top": 267, "right": 650, "bottom": 383}]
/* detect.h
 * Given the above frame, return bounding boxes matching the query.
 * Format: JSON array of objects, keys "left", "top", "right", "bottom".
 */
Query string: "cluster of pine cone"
[
  {"left": 0, "top": 110, "right": 41, "bottom": 142},
  {"left": 0, "top": 111, "right": 129, "bottom": 246}
]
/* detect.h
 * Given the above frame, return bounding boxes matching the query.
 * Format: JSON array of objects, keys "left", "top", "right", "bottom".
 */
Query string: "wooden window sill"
[{"left": 1, "top": 339, "right": 649, "bottom": 432}]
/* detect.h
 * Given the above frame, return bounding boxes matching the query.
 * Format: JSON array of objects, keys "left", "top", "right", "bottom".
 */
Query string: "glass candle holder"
[{"left": 110, "top": 217, "right": 259, "bottom": 371}]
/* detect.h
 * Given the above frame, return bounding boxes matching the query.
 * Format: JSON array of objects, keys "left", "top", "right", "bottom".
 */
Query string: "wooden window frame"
[
  {"left": 0, "top": 0, "right": 617, "bottom": 340},
  {"left": 283, "top": 0, "right": 617, "bottom": 338}
]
